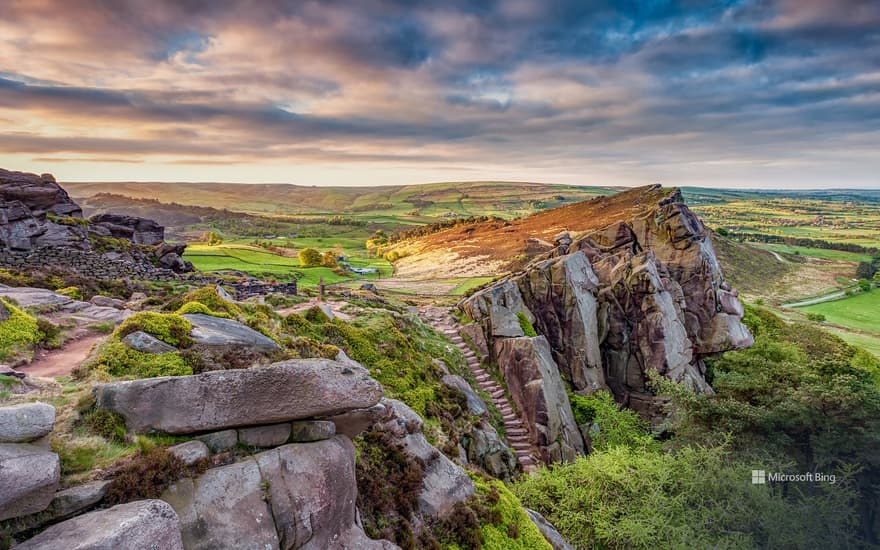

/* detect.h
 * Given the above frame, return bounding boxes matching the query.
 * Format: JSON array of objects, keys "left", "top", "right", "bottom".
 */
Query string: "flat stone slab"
[
  {"left": 238, "top": 423, "right": 291, "bottom": 447},
  {"left": 0, "top": 402, "right": 55, "bottom": 443},
  {"left": 196, "top": 430, "right": 238, "bottom": 452},
  {"left": 182, "top": 313, "right": 281, "bottom": 352},
  {"left": 289, "top": 420, "right": 336, "bottom": 442},
  {"left": 16, "top": 499, "right": 184, "bottom": 550},
  {"left": 168, "top": 440, "right": 210, "bottom": 465},
  {"left": 0, "top": 443, "right": 60, "bottom": 521},
  {"left": 95, "top": 358, "right": 384, "bottom": 434}
]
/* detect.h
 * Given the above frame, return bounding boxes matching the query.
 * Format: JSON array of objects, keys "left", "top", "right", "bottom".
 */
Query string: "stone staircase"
[{"left": 420, "top": 307, "right": 539, "bottom": 472}]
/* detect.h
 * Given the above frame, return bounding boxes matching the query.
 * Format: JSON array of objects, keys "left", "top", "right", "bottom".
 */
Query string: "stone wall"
[{"left": 0, "top": 246, "right": 166, "bottom": 280}]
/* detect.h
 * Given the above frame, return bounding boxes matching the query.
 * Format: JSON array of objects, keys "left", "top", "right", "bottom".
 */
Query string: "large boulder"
[
  {"left": 462, "top": 420, "right": 518, "bottom": 482},
  {"left": 372, "top": 399, "right": 475, "bottom": 518},
  {"left": 94, "top": 358, "right": 384, "bottom": 434},
  {"left": 441, "top": 374, "right": 488, "bottom": 417},
  {"left": 162, "top": 437, "right": 399, "bottom": 550},
  {"left": 15, "top": 499, "right": 184, "bottom": 550},
  {"left": 494, "top": 336, "right": 585, "bottom": 463},
  {"left": 183, "top": 313, "right": 282, "bottom": 353},
  {"left": 526, "top": 509, "right": 575, "bottom": 550},
  {"left": 89, "top": 213, "right": 164, "bottom": 245},
  {"left": 0, "top": 443, "right": 60, "bottom": 521},
  {"left": 0, "top": 402, "right": 55, "bottom": 443}
]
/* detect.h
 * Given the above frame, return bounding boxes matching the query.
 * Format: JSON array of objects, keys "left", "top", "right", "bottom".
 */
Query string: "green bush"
[
  {"left": 515, "top": 444, "right": 858, "bottom": 549},
  {"left": 81, "top": 408, "right": 128, "bottom": 443},
  {"left": 116, "top": 312, "right": 193, "bottom": 347},
  {"left": 0, "top": 299, "right": 43, "bottom": 360},
  {"left": 567, "top": 391, "right": 658, "bottom": 451},
  {"left": 806, "top": 312, "right": 826, "bottom": 323},
  {"left": 516, "top": 312, "right": 537, "bottom": 337},
  {"left": 473, "top": 474, "right": 551, "bottom": 549}
]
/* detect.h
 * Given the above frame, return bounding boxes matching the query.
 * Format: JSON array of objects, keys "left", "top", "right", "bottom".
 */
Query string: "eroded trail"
[{"left": 22, "top": 332, "right": 106, "bottom": 378}]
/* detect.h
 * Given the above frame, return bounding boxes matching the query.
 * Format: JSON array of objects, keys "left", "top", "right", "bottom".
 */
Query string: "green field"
[
  {"left": 184, "top": 243, "right": 392, "bottom": 287},
  {"left": 753, "top": 243, "right": 873, "bottom": 263},
  {"left": 796, "top": 290, "right": 879, "bottom": 334}
]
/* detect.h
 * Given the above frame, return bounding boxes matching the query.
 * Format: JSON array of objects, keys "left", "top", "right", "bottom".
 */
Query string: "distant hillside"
[
  {"left": 64, "top": 181, "right": 616, "bottom": 219},
  {"left": 384, "top": 185, "right": 673, "bottom": 279},
  {"left": 77, "top": 193, "right": 250, "bottom": 228}
]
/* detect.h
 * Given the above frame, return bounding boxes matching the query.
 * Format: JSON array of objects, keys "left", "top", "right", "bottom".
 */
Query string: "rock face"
[
  {"left": 89, "top": 213, "right": 164, "bottom": 245},
  {"left": 461, "top": 187, "right": 753, "bottom": 447},
  {"left": 1, "top": 168, "right": 193, "bottom": 275},
  {"left": 0, "top": 402, "right": 55, "bottom": 443},
  {"left": 0, "top": 443, "right": 61, "bottom": 521},
  {"left": 16, "top": 499, "right": 184, "bottom": 550},
  {"left": 162, "top": 437, "right": 399, "bottom": 550},
  {"left": 94, "top": 358, "right": 384, "bottom": 434},
  {"left": 371, "top": 399, "right": 475, "bottom": 517},
  {"left": 0, "top": 169, "right": 88, "bottom": 251},
  {"left": 495, "top": 337, "right": 585, "bottom": 463},
  {"left": 122, "top": 330, "right": 177, "bottom": 354}
]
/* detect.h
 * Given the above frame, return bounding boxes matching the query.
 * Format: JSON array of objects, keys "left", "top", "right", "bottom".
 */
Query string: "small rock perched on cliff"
[{"left": 15, "top": 499, "right": 185, "bottom": 550}]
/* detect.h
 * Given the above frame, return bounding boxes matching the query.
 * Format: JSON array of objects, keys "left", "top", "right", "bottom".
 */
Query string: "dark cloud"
[{"left": 0, "top": 0, "right": 877, "bottom": 186}]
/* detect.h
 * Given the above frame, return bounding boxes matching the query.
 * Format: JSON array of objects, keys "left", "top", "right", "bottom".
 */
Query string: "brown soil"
[{"left": 21, "top": 331, "right": 106, "bottom": 378}]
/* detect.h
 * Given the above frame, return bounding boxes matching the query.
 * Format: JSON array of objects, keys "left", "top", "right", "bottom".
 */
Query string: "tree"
[
  {"left": 297, "top": 248, "right": 321, "bottom": 267},
  {"left": 320, "top": 251, "right": 338, "bottom": 268},
  {"left": 856, "top": 261, "right": 876, "bottom": 280},
  {"left": 857, "top": 279, "right": 872, "bottom": 292}
]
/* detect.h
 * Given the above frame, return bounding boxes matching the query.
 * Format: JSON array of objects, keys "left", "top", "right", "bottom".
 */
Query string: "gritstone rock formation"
[
  {"left": 461, "top": 186, "right": 753, "bottom": 461},
  {"left": 0, "top": 168, "right": 193, "bottom": 274}
]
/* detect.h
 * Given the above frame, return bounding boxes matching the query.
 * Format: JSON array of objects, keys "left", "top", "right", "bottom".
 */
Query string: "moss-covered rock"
[
  {"left": 175, "top": 302, "right": 230, "bottom": 318},
  {"left": 87, "top": 341, "right": 193, "bottom": 379},
  {"left": 116, "top": 312, "right": 193, "bottom": 348}
]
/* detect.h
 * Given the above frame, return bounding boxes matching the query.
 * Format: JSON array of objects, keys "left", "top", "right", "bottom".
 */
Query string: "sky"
[{"left": 0, "top": 0, "right": 878, "bottom": 189}]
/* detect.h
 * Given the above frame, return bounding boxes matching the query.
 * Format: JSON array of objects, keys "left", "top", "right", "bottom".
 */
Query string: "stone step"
[
  {"left": 490, "top": 389, "right": 505, "bottom": 399},
  {"left": 506, "top": 428, "right": 527, "bottom": 436},
  {"left": 511, "top": 443, "right": 532, "bottom": 451}
]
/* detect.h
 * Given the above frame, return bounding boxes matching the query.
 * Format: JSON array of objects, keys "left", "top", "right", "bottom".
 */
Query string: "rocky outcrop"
[
  {"left": 162, "top": 437, "right": 399, "bottom": 550},
  {"left": 1, "top": 168, "right": 193, "bottom": 275},
  {"left": 461, "top": 186, "right": 753, "bottom": 452},
  {"left": 0, "top": 169, "right": 88, "bottom": 251},
  {"left": 370, "top": 399, "right": 475, "bottom": 517},
  {"left": 16, "top": 499, "right": 184, "bottom": 550},
  {"left": 0, "top": 285, "right": 131, "bottom": 324},
  {"left": 89, "top": 213, "right": 164, "bottom": 245},
  {"left": 495, "top": 336, "right": 585, "bottom": 463},
  {"left": 95, "top": 358, "right": 384, "bottom": 434}
]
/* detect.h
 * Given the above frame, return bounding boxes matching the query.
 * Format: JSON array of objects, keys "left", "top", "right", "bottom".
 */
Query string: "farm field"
[
  {"left": 795, "top": 290, "right": 880, "bottom": 335},
  {"left": 184, "top": 243, "right": 392, "bottom": 287},
  {"left": 790, "top": 290, "right": 880, "bottom": 356},
  {"left": 751, "top": 243, "right": 873, "bottom": 263}
]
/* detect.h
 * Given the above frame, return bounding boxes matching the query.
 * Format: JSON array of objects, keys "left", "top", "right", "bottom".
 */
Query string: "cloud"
[{"left": 0, "top": 0, "right": 877, "bottom": 187}]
